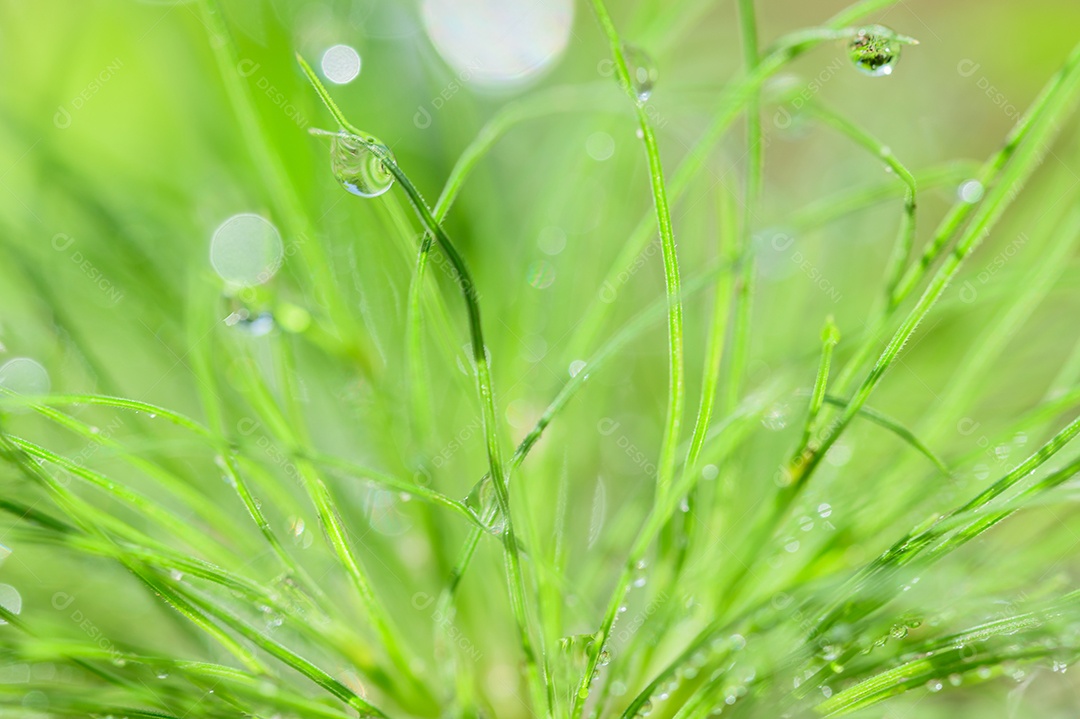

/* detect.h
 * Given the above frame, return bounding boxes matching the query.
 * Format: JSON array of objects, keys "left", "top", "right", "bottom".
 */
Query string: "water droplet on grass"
[
  {"left": 622, "top": 44, "right": 658, "bottom": 101},
  {"left": 331, "top": 134, "right": 395, "bottom": 198},
  {"left": 848, "top": 26, "right": 902, "bottom": 77},
  {"left": 958, "top": 179, "right": 985, "bottom": 204}
]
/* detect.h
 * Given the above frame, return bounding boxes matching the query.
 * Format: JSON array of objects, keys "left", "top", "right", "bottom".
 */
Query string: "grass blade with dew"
[
  {"left": 571, "top": 1, "right": 691, "bottom": 708},
  {"left": 296, "top": 52, "right": 552, "bottom": 714},
  {"left": 564, "top": 0, "right": 906, "bottom": 361}
]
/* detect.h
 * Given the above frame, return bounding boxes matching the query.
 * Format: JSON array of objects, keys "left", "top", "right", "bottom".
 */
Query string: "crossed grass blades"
[{"left": 1, "top": 0, "right": 1080, "bottom": 717}]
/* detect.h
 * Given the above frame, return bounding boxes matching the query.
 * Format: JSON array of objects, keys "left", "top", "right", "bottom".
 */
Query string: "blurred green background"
[{"left": 2, "top": 0, "right": 1080, "bottom": 716}]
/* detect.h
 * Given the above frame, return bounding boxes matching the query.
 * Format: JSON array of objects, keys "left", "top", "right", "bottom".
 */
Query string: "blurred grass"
[{"left": 1, "top": 0, "right": 1080, "bottom": 717}]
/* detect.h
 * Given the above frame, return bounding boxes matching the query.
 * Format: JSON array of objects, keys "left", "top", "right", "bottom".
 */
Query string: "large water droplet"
[
  {"left": 464, "top": 475, "right": 505, "bottom": 534},
  {"left": 622, "top": 44, "right": 658, "bottom": 102},
  {"left": 331, "top": 134, "right": 395, "bottom": 198},
  {"left": 848, "top": 26, "right": 901, "bottom": 77}
]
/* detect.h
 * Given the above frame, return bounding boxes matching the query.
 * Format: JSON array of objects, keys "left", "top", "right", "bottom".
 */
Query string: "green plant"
[{"left": 2, "top": 0, "right": 1080, "bottom": 718}]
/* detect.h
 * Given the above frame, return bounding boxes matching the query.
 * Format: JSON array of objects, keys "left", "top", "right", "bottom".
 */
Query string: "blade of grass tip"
[
  {"left": 588, "top": 0, "right": 685, "bottom": 504},
  {"left": 564, "top": 0, "right": 906, "bottom": 361},
  {"left": 8, "top": 393, "right": 214, "bottom": 438},
  {"left": 800, "top": 101, "right": 917, "bottom": 301},
  {"left": 438, "top": 261, "right": 736, "bottom": 645},
  {"left": 836, "top": 194, "right": 1080, "bottom": 544},
  {"left": 803, "top": 39, "right": 1080, "bottom": 492},
  {"left": 831, "top": 39, "right": 1080, "bottom": 400},
  {"left": 816, "top": 595, "right": 1080, "bottom": 716},
  {"left": 787, "top": 162, "right": 975, "bottom": 235},
  {"left": 225, "top": 339, "right": 435, "bottom": 711},
  {"left": 609, "top": 187, "right": 744, "bottom": 713},
  {"left": 23, "top": 401, "right": 255, "bottom": 553},
  {"left": 812, "top": 413, "right": 1080, "bottom": 641},
  {"left": 949, "top": 386, "right": 1080, "bottom": 469},
  {"left": 7, "top": 435, "right": 234, "bottom": 564},
  {"left": 723, "top": 0, "right": 762, "bottom": 419},
  {"left": 406, "top": 83, "right": 618, "bottom": 444},
  {"left": 576, "top": 405, "right": 771, "bottom": 719},
  {"left": 573, "top": 1, "right": 689, "bottom": 708},
  {"left": 801, "top": 317, "right": 840, "bottom": 450},
  {"left": 822, "top": 395, "right": 949, "bottom": 474},
  {"left": 297, "top": 52, "right": 552, "bottom": 716},
  {"left": 924, "top": 453, "right": 1080, "bottom": 564},
  {"left": 665, "top": 184, "right": 741, "bottom": 580},
  {"left": 195, "top": 0, "right": 375, "bottom": 375},
  {"left": 0, "top": 434, "right": 272, "bottom": 675},
  {"left": 19, "top": 524, "right": 376, "bottom": 683},
  {"left": 185, "top": 288, "right": 338, "bottom": 618},
  {"left": 921, "top": 201, "right": 1080, "bottom": 440}
]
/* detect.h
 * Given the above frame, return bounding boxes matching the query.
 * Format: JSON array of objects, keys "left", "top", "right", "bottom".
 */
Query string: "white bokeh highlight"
[
  {"left": 0, "top": 358, "right": 50, "bottom": 397},
  {"left": 421, "top": 0, "right": 573, "bottom": 89},
  {"left": 209, "top": 214, "right": 284, "bottom": 287},
  {"left": 321, "top": 44, "right": 362, "bottom": 84}
]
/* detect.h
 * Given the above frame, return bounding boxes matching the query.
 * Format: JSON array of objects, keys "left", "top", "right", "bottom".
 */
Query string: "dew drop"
[
  {"left": 848, "top": 26, "right": 902, "bottom": 77},
  {"left": 958, "top": 179, "right": 985, "bottom": 204},
  {"left": 761, "top": 403, "right": 789, "bottom": 431},
  {"left": 622, "top": 44, "right": 658, "bottom": 102},
  {"left": 226, "top": 310, "right": 276, "bottom": 337},
  {"left": 926, "top": 678, "right": 943, "bottom": 692},
  {"left": 330, "top": 133, "right": 396, "bottom": 198},
  {"left": 702, "top": 464, "right": 719, "bottom": 480},
  {"left": 569, "top": 359, "right": 588, "bottom": 378},
  {"left": 638, "top": 699, "right": 653, "bottom": 717},
  {"left": 817, "top": 503, "right": 832, "bottom": 518}
]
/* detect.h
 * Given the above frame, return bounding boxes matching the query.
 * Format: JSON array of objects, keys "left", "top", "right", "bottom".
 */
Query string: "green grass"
[{"left": 2, "top": 0, "right": 1080, "bottom": 717}]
